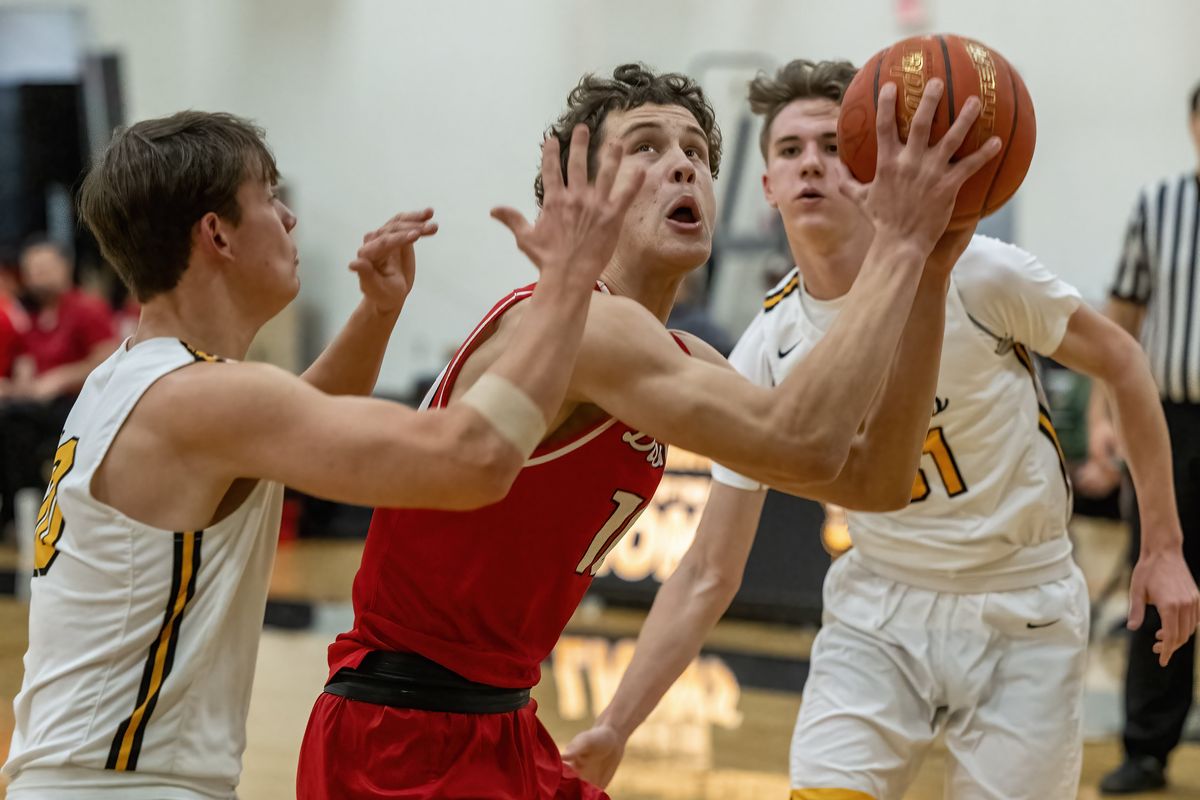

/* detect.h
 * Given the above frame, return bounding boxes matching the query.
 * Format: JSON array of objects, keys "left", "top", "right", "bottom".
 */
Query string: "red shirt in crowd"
[
  {"left": 20, "top": 289, "right": 115, "bottom": 375},
  {"left": 0, "top": 299, "right": 22, "bottom": 378}
]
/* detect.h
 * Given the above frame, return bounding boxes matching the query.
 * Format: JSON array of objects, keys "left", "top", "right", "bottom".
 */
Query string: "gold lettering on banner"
[
  {"left": 965, "top": 41, "right": 998, "bottom": 137},
  {"left": 889, "top": 49, "right": 926, "bottom": 139},
  {"left": 551, "top": 636, "right": 742, "bottom": 769}
]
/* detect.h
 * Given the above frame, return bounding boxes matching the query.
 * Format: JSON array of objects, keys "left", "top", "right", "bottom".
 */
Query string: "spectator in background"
[
  {"left": 1094, "top": 81, "right": 1200, "bottom": 796},
  {"left": 0, "top": 248, "right": 28, "bottom": 382},
  {"left": 0, "top": 237, "right": 118, "bottom": 538}
]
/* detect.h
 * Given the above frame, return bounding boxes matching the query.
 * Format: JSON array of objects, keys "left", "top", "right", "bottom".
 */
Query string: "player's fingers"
[
  {"left": 948, "top": 136, "right": 1002, "bottom": 185},
  {"left": 874, "top": 82, "right": 901, "bottom": 159},
  {"left": 490, "top": 206, "right": 533, "bottom": 241},
  {"left": 377, "top": 220, "right": 438, "bottom": 241},
  {"left": 541, "top": 136, "right": 564, "bottom": 204},
  {"left": 566, "top": 124, "right": 590, "bottom": 194},
  {"left": 906, "top": 78, "right": 944, "bottom": 151},
  {"left": 593, "top": 140, "right": 623, "bottom": 200},
  {"left": 835, "top": 161, "right": 869, "bottom": 207},
  {"left": 937, "top": 94, "right": 982, "bottom": 157},
  {"left": 1159, "top": 608, "right": 1181, "bottom": 666},
  {"left": 357, "top": 230, "right": 419, "bottom": 262},
  {"left": 1127, "top": 591, "right": 1146, "bottom": 631},
  {"left": 609, "top": 163, "right": 647, "bottom": 213},
  {"left": 384, "top": 208, "right": 434, "bottom": 226}
]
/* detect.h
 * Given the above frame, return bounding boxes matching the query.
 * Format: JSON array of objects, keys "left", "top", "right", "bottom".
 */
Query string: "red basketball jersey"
[{"left": 328, "top": 284, "right": 684, "bottom": 688}]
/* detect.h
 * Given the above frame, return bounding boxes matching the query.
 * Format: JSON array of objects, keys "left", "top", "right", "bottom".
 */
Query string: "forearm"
[
  {"left": 1108, "top": 356, "right": 1183, "bottom": 550},
  {"left": 598, "top": 560, "right": 736, "bottom": 738},
  {"left": 301, "top": 299, "right": 400, "bottom": 396},
  {"left": 811, "top": 272, "right": 950, "bottom": 507},
  {"left": 487, "top": 271, "right": 592, "bottom": 422},
  {"left": 767, "top": 235, "right": 928, "bottom": 469}
]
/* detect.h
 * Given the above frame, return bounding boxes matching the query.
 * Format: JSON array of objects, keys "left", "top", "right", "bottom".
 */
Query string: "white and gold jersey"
[
  {"left": 713, "top": 235, "right": 1082, "bottom": 592},
  {"left": 3, "top": 338, "right": 284, "bottom": 799}
]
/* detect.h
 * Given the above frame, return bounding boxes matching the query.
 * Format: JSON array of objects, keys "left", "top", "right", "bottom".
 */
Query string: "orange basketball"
[{"left": 837, "top": 34, "right": 1036, "bottom": 229}]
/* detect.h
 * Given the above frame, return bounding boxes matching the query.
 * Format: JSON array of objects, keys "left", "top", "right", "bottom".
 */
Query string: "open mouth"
[
  {"left": 797, "top": 187, "right": 824, "bottom": 201},
  {"left": 666, "top": 196, "right": 701, "bottom": 229}
]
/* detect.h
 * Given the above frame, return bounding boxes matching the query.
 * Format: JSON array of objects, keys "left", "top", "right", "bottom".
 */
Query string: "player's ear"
[
  {"left": 194, "top": 212, "right": 234, "bottom": 261},
  {"left": 761, "top": 169, "right": 779, "bottom": 209}
]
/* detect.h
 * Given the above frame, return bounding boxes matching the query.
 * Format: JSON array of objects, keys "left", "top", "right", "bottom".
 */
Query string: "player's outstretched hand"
[
  {"left": 561, "top": 721, "right": 625, "bottom": 789},
  {"left": 491, "top": 125, "right": 646, "bottom": 289},
  {"left": 840, "top": 79, "right": 1002, "bottom": 256},
  {"left": 350, "top": 209, "right": 439, "bottom": 315},
  {"left": 1129, "top": 546, "right": 1200, "bottom": 667}
]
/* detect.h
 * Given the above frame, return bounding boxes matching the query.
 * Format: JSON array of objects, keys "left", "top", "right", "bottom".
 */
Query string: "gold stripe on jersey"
[
  {"left": 106, "top": 531, "right": 203, "bottom": 772},
  {"left": 181, "top": 341, "right": 222, "bottom": 363},
  {"left": 763, "top": 274, "right": 800, "bottom": 311},
  {"left": 1012, "top": 344, "right": 1072, "bottom": 496},
  {"left": 33, "top": 437, "right": 79, "bottom": 576}
]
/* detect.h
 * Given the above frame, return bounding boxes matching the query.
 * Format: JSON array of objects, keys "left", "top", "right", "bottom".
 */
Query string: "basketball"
[{"left": 837, "top": 34, "right": 1036, "bottom": 229}]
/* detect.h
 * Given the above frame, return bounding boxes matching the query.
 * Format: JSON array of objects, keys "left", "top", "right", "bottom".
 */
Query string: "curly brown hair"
[
  {"left": 748, "top": 59, "right": 858, "bottom": 160},
  {"left": 535, "top": 63, "right": 722, "bottom": 206},
  {"left": 79, "top": 110, "right": 279, "bottom": 302}
]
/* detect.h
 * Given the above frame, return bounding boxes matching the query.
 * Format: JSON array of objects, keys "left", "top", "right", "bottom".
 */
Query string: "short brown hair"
[
  {"left": 748, "top": 59, "right": 857, "bottom": 160},
  {"left": 79, "top": 110, "right": 279, "bottom": 302},
  {"left": 535, "top": 63, "right": 722, "bottom": 206}
]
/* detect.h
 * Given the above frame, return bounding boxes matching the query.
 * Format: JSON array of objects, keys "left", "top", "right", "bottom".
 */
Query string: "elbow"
[
  {"left": 758, "top": 411, "right": 848, "bottom": 485},
  {"left": 781, "top": 433, "right": 848, "bottom": 485},
  {"left": 439, "top": 413, "right": 526, "bottom": 510},
  {"left": 459, "top": 443, "right": 523, "bottom": 510},
  {"left": 859, "top": 484, "right": 912, "bottom": 512}
]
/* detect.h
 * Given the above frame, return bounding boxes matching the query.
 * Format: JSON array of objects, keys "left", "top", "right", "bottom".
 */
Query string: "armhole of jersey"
[
  {"left": 429, "top": 287, "right": 537, "bottom": 409},
  {"left": 668, "top": 331, "right": 693, "bottom": 355},
  {"left": 81, "top": 342, "right": 205, "bottom": 533}
]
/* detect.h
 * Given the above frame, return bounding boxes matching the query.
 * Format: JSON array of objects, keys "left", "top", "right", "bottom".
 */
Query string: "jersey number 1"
[
  {"left": 911, "top": 427, "right": 967, "bottom": 502},
  {"left": 575, "top": 490, "right": 648, "bottom": 576}
]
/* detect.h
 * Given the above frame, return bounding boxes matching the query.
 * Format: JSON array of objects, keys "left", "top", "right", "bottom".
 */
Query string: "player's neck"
[
  {"left": 130, "top": 287, "right": 261, "bottom": 360},
  {"left": 786, "top": 227, "right": 872, "bottom": 301},
  {"left": 599, "top": 258, "right": 686, "bottom": 324}
]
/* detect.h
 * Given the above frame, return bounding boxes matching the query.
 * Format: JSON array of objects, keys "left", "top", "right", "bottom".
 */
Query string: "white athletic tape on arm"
[{"left": 458, "top": 373, "right": 548, "bottom": 456}]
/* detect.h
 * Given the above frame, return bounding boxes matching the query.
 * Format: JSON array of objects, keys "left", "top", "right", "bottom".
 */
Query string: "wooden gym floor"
[{"left": 1, "top": 520, "right": 1199, "bottom": 799}]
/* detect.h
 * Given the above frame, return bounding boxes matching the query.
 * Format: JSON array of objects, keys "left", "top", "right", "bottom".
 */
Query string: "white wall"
[{"left": 3, "top": 0, "right": 1198, "bottom": 391}]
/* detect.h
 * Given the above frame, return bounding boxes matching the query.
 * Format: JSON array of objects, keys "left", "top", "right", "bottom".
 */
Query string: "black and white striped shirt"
[{"left": 1112, "top": 172, "right": 1200, "bottom": 403}]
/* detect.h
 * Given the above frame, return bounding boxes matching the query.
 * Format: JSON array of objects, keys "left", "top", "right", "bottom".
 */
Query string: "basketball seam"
[
  {"left": 980, "top": 62, "right": 1021, "bottom": 216},
  {"left": 938, "top": 36, "right": 956, "bottom": 127}
]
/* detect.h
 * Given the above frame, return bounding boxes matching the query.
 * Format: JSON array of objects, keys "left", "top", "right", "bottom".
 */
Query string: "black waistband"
[{"left": 323, "top": 651, "right": 531, "bottom": 714}]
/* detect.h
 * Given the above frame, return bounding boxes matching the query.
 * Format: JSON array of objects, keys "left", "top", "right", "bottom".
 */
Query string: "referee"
[{"left": 1097, "top": 81, "right": 1200, "bottom": 795}]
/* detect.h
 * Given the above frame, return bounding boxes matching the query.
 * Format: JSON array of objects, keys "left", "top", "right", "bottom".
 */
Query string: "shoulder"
[
  {"left": 668, "top": 330, "right": 731, "bottom": 368},
  {"left": 583, "top": 291, "right": 671, "bottom": 345},
  {"left": 140, "top": 360, "right": 306, "bottom": 443},
  {"left": 953, "top": 235, "right": 1044, "bottom": 294}
]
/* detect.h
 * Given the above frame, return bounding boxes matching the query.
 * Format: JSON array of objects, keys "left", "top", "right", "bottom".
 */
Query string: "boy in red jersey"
[{"left": 296, "top": 63, "right": 1001, "bottom": 799}]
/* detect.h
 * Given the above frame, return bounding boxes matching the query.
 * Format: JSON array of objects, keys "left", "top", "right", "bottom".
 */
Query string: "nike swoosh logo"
[
  {"left": 778, "top": 341, "right": 801, "bottom": 359},
  {"left": 1026, "top": 620, "right": 1059, "bottom": 629}
]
